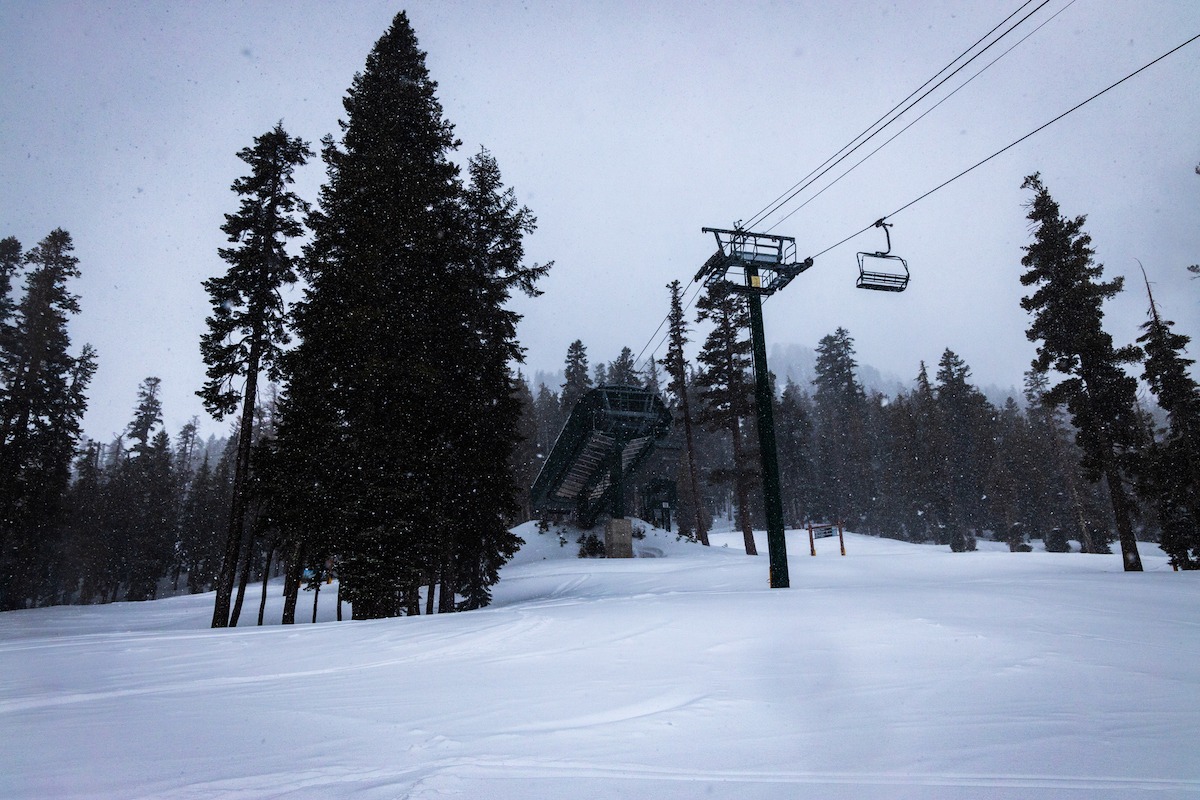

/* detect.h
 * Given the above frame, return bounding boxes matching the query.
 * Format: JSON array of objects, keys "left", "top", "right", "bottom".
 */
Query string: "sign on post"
[{"left": 808, "top": 521, "right": 846, "bottom": 557}]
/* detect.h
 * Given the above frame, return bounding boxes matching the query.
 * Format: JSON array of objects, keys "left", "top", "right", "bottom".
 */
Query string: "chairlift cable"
[
  {"left": 630, "top": 1, "right": 1045, "bottom": 376},
  {"left": 740, "top": 0, "right": 1041, "bottom": 232},
  {"left": 764, "top": 0, "right": 1077, "bottom": 234},
  {"left": 884, "top": 30, "right": 1200, "bottom": 219},
  {"left": 627, "top": 1, "right": 1079, "bottom": 378},
  {"left": 632, "top": 281, "right": 685, "bottom": 368},
  {"left": 807, "top": 30, "right": 1200, "bottom": 261},
  {"left": 744, "top": 0, "right": 1053, "bottom": 232},
  {"left": 633, "top": 278, "right": 705, "bottom": 376}
]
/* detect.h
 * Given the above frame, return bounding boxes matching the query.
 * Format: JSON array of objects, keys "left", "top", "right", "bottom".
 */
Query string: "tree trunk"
[
  {"left": 311, "top": 580, "right": 321, "bottom": 623},
  {"left": 282, "top": 540, "right": 304, "bottom": 625},
  {"left": 679, "top": 382, "right": 709, "bottom": 546},
  {"left": 425, "top": 576, "right": 436, "bottom": 615},
  {"left": 437, "top": 530, "right": 456, "bottom": 613},
  {"left": 405, "top": 582, "right": 420, "bottom": 616},
  {"left": 1104, "top": 464, "right": 1143, "bottom": 571},
  {"left": 257, "top": 541, "right": 276, "bottom": 626},
  {"left": 211, "top": 329, "right": 264, "bottom": 628},
  {"left": 438, "top": 561, "right": 455, "bottom": 613},
  {"left": 732, "top": 420, "right": 757, "bottom": 555},
  {"left": 228, "top": 526, "right": 256, "bottom": 627}
]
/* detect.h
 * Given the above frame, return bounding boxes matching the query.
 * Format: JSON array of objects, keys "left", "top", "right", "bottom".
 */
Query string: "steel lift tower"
[{"left": 696, "top": 227, "right": 813, "bottom": 588}]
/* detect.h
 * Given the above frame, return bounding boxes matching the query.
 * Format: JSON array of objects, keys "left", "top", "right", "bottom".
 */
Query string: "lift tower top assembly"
[
  {"left": 695, "top": 228, "right": 813, "bottom": 295},
  {"left": 696, "top": 226, "right": 813, "bottom": 588}
]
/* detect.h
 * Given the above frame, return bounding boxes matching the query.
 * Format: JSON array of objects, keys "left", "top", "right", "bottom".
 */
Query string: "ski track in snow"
[{"left": 2, "top": 523, "right": 1199, "bottom": 799}]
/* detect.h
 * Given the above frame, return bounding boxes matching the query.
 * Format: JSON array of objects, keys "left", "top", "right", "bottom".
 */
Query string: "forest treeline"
[{"left": 2, "top": 12, "right": 1198, "bottom": 614}]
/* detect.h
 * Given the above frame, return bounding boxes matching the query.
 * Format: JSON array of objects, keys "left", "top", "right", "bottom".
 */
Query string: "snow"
[{"left": 2, "top": 523, "right": 1198, "bottom": 799}]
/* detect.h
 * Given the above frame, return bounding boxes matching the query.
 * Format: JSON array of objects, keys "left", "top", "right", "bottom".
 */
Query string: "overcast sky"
[{"left": 2, "top": 0, "right": 1198, "bottom": 443}]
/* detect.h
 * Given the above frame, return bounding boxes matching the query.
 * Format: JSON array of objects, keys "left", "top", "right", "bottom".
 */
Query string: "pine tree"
[
  {"left": 533, "top": 383, "right": 563, "bottom": 460},
  {"left": 174, "top": 418, "right": 201, "bottom": 487},
  {"left": 1136, "top": 270, "right": 1200, "bottom": 567},
  {"left": 119, "top": 378, "right": 177, "bottom": 601},
  {"left": 934, "top": 349, "right": 994, "bottom": 551},
  {"left": 641, "top": 355, "right": 661, "bottom": 396},
  {"left": 811, "top": 327, "right": 872, "bottom": 529},
  {"left": 988, "top": 397, "right": 1029, "bottom": 551},
  {"left": 658, "top": 280, "right": 708, "bottom": 545},
  {"left": 695, "top": 282, "right": 757, "bottom": 554},
  {"left": 887, "top": 363, "right": 948, "bottom": 542},
  {"left": 87, "top": 437, "right": 132, "bottom": 603},
  {"left": 561, "top": 339, "right": 593, "bottom": 414},
  {"left": 126, "top": 377, "right": 163, "bottom": 453},
  {"left": 606, "top": 346, "right": 640, "bottom": 386},
  {"left": 0, "top": 230, "right": 96, "bottom": 609},
  {"left": 179, "top": 453, "right": 222, "bottom": 592},
  {"left": 449, "top": 149, "right": 548, "bottom": 611},
  {"left": 1023, "top": 368, "right": 1107, "bottom": 552},
  {"left": 0, "top": 236, "right": 20, "bottom": 362},
  {"left": 127, "top": 429, "right": 177, "bottom": 601},
  {"left": 275, "top": 13, "right": 545, "bottom": 619},
  {"left": 1019, "top": 173, "right": 1144, "bottom": 570},
  {"left": 60, "top": 439, "right": 105, "bottom": 603},
  {"left": 776, "top": 378, "right": 814, "bottom": 528},
  {"left": 875, "top": 385, "right": 928, "bottom": 541},
  {"left": 201, "top": 123, "right": 311, "bottom": 628},
  {"left": 510, "top": 374, "right": 539, "bottom": 524}
]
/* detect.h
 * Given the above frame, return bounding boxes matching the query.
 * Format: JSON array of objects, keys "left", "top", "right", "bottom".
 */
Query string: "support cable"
[
  {"left": 744, "top": 0, "right": 1052, "bottom": 231},
  {"left": 630, "top": 1, "right": 1047, "bottom": 375},
  {"left": 741, "top": 0, "right": 1040, "bottom": 231},
  {"left": 766, "top": 0, "right": 1077, "bottom": 233},
  {"left": 634, "top": 277, "right": 705, "bottom": 374},
  {"left": 807, "top": 30, "right": 1200, "bottom": 261}
]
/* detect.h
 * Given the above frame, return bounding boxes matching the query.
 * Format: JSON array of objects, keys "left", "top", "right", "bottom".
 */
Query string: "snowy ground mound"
[{"left": 3, "top": 526, "right": 1197, "bottom": 799}]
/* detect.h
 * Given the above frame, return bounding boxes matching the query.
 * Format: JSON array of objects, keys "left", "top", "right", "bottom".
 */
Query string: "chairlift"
[{"left": 856, "top": 219, "right": 909, "bottom": 292}]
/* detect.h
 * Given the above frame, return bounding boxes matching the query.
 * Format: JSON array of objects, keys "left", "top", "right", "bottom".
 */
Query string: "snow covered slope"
[{"left": 2, "top": 525, "right": 1198, "bottom": 799}]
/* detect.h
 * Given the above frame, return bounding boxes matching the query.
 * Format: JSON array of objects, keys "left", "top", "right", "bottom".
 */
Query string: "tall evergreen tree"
[
  {"left": 114, "top": 378, "right": 177, "bottom": 601},
  {"left": 606, "top": 346, "right": 640, "bottom": 386},
  {"left": 179, "top": 453, "right": 220, "bottom": 592},
  {"left": 902, "top": 363, "right": 949, "bottom": 541},
  {"left": 1136, "top": 270, "right": 1200, "bottom": 567},
  {"left": 200, "top": 123, "right": 311, "bottom": 627},
  {"left": 695, "top": 282, "right": 757, "bottom": 554},
  {"left": 510, "top": 374, "right": 539, "bottom": 524},
  {"left": 775, "top": 378, "right": 814, "bottom": 529},
  {"left": 658, "top": 280, "right": 708, "bottom": 545},
  {"left": 0, "top": 236, "right": 20, "bottom": 363},
  {"left": 811, "top": 327, "right": 872, "bottom": 528},
  {"left": 641, "top": 354, "right": 661, "bottom": 396},
  {"left": 987, "top": 397, "right": 1029, "bottom": 551},
  {"left": 1023, "top": 368, "right": 1108, "bottom": 552},
  {"left": 126, "top": 377, "right": 163, "bottom": 453},
  {"left": 274, "top": 13, "right": 545, "bottom": 619},
  {"left": 873, "top": 386, "right": 923, "bottom": 541},
  {"left": 533, "top": 383, "right": 563, "bottom": 460},
  {"left": 447, "top": 149, "right": 548, "bottom": 611},
  {"left": 561, "top": 339, "right": 593, "bottom": 414},
  {"left": 1019, "top": 173, "right": 1144, "bottom": 570},
  {"left": 126, "top": 429, "right": 177, "bottom": 601},
  {"left": 60, "top": 439, "right": 105, "bottom": 603},
  {"left": 934, "top": 349, "right": 994, "bottom": 551},
  {"left": 0, "top": 230, "right": 96, "bottom": 609}
]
